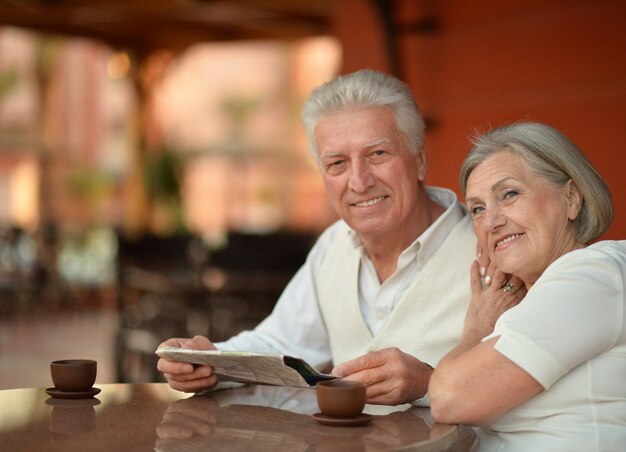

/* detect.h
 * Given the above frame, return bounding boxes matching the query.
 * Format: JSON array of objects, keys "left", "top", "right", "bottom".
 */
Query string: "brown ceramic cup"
[
  {"left": 50, "top": 359, "right": 97, "bottom": 392},
  {"left": 316, "top": 379, "right": 366, "bottom": 418}
]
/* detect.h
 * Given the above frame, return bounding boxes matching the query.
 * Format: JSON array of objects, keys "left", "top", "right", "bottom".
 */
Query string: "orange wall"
[{"left": 334, "top": 0, "right": 625, "bottom": 239}]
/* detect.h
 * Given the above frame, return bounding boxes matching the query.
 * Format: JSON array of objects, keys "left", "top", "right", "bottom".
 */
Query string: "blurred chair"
[
  {"left": 0, "top": 226, "right": 39, "bottom": 316},
  {"left": 206, "top": 231, "right": 315, "bottom": 341},
  {"left": 114, "top": 230, "right": 314, "bottom": 383},
  {"left": 115, "top": 233, "right": 207, "bottom": 382}
]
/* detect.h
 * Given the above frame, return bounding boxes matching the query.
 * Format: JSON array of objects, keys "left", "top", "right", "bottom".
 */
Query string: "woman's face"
[{"left": 465, "top": 150, "right": 582, "bottom": 287}]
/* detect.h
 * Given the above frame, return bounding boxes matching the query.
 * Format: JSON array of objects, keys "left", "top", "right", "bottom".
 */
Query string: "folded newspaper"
[{"left": 155, "top": 348, "right": 337, "bottom": 388}]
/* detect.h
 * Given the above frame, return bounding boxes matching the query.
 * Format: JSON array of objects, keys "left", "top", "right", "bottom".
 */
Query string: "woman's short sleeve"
[{"left": 484, "top": 245, "right": 625, "bottom": 389}]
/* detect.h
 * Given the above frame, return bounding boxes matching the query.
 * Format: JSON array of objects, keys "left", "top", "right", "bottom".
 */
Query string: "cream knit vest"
[{"left": 316, "top": 214, "right": 476, "bottom": 367}]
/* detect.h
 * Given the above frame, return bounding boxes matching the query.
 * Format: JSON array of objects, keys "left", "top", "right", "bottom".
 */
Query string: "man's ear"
[
  {"left": 565, "top": 179, "right": 583, "bottom": 220},
  {"left": 416, "top": 149, "right": 428, "bottom": 181}
]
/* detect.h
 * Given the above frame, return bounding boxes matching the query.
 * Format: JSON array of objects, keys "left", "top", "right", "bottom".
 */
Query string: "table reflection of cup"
[{"left": 46, "top": 397, "right": 100, "bottom": 434}]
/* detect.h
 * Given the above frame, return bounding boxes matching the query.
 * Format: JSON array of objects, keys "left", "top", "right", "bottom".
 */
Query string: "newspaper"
[{"left": 156, "top": 348, "right": 337, "bottom": 388}]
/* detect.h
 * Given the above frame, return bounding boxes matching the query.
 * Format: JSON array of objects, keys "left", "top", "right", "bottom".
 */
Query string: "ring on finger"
[{"left": 502, "top": 282, "right": 515, "bottom": 293}]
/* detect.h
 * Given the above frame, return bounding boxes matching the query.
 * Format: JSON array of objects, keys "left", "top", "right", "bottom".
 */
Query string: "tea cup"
[
  {"left": 316, "top": 379, "right": 366, "bottom": 418},
  {"left": 50, "top": 359, "right": 97, "bottom": 392}
]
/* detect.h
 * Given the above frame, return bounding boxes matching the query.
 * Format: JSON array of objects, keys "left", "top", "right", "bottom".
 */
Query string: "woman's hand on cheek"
[
  {"left": 463, "top": 261, "right": 526, "bottom": 341},
  {"left": 476, "top": 243, "right": 497, "bottom": 286}
]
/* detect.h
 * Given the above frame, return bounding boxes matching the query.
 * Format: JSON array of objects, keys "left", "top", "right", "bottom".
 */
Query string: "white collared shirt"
[
  {"left": 356, "top": 187, "right": 465, "bottom": 334},
  {"left": 217, "top": 187, "right": 466, "bottom": 372}
]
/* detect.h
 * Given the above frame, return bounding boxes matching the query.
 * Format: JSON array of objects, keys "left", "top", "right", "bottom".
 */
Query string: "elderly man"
[{"left": 158, "top": 69, "right": 494, "bottom": 406}]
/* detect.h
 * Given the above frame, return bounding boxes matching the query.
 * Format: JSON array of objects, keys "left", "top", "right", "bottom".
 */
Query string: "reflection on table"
[{"left": 0, "top": 383, "right": 476, "bottom": 451}]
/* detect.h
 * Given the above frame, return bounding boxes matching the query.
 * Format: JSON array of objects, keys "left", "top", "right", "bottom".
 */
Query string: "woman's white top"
[{"left": 479, "top": 240, "right": 626, "bottom": 452}]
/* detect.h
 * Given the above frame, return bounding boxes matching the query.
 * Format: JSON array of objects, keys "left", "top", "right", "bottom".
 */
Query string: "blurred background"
[{"left": 0, "top": 0, "right": 624, "bottom": 389}]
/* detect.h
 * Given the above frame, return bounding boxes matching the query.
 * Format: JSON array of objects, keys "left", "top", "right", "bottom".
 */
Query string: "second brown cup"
[
  {"left": 316, "top": 379, "right": 366, "bottom": 418},
  {"left": 50, "top": 359, "right": 97, "bottom": 392}
]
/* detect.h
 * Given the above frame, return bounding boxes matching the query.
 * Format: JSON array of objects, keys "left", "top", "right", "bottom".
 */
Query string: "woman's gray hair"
[
  {"left": 301, "top": 69, "right": 425, "bottom": 161},
  {"left": 459, "top": 122, "right": 613, "bottom": 244}
]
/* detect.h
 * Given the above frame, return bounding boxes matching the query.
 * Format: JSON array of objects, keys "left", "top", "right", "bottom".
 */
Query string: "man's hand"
[
  {"left": 331, "top": 348, "right": 433, "bottom": 405},
  {"left": 157, "top": 335, "right": 219, "bottom": 393}
]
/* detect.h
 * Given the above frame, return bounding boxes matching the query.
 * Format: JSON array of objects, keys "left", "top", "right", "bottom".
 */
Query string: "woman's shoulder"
[
  {"left": 587, "top": 240, "right": 626, "bottom": 255},
  {"left": 571, "top": 240, "right": 626, "bottom": 264},
  {"left": 549, "top": 240, "right": 626, "bottom": 279}
]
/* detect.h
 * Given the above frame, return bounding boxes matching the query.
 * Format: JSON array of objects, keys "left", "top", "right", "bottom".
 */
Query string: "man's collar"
[{"left": 347, "top": 186, "right": 466, "bottom": 265}]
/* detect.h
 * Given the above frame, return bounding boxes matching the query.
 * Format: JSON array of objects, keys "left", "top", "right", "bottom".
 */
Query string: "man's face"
[{"left": 314, "top": 106, "right": 427, "bottom": 241}]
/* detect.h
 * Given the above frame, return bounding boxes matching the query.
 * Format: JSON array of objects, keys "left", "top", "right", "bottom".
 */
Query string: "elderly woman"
[{"left": 429, "top": 122, "right": 625, "bottom": 450}]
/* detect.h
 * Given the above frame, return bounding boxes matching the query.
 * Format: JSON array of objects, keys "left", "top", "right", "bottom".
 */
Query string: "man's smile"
[{"left": 351, "top": 195, "right": 388, "bottom": 207}]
